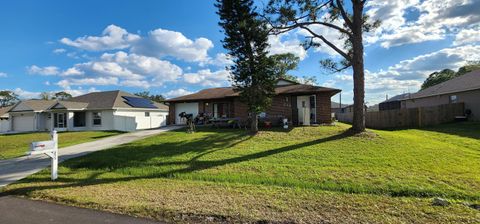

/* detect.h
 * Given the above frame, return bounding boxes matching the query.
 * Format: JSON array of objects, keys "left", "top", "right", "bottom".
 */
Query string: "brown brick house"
[{"left": 165, "top": 79, "right": 341, "bottom": 126}]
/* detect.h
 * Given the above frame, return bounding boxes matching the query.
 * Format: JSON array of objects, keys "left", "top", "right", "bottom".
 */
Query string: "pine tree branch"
[
  {"left": 299, "top": 25, "right": 351, "bottom": 61},
  {"left": 335, "top": 0, "right": 353, "bottom": 29},
  {"left": 268, "top": 19, "right": 352, "bottom": 36}
]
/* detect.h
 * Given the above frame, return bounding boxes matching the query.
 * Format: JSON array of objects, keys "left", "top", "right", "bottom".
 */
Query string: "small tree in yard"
[
  {"left": 265, "top": 0, "right": 379, "bottom": 133},
  {"left": 216, "top": 0, "right": 278, "bottom": 133}
]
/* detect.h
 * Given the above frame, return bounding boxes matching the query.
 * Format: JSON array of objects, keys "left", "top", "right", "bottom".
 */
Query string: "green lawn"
[
  {"left": 0, "top": 131, "right": 122, "bottom": 160},
  {"left": 3, "top": 123, "right": 480, "bottom": 223}
]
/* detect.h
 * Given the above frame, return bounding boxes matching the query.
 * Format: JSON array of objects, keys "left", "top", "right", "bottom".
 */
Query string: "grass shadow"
[{"left": 2, "top": 129, "right": 352, "bottom": 196}]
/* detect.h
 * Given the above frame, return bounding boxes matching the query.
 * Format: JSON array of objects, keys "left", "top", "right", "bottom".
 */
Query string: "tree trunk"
[
  {"left": 351, "top": 0, "right": 366, "bottom": 133},
  {"left": 250, "top": 113, "right": 258, "bottom": 133}
]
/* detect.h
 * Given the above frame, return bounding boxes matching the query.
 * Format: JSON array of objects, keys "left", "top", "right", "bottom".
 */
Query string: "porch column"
[{"left": 67, "top": 112, "right": 74, "bottom": 131}]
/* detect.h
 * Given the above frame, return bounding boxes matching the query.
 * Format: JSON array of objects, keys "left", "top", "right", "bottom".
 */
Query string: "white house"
[
  {"left": 2, "top": 90, "right": 169, "bottom": 133},
  {"left": 0, "top": 105, "right": 12, "bottom": 132}
]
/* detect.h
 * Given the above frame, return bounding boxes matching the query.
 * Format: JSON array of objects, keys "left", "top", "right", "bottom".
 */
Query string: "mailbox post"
[{"left": 29, "top": 130, "right": 58, "bottom": 180}]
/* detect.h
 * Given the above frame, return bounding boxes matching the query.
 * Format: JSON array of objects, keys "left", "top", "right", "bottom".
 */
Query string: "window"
[
  {"left": 213, "top": 103, "right": 230, "bottom": 118},
  {"left": 73, "top": 112, "right": 86, "bottom": 127},
  {"left": 450, "top": 95, "right": 457, "bottom": 103},
  {"left": 145, "top": 112, "right": 150, "bottom": 117},
  {"left": 92, "top": 112, "right": 102, "bottom": 126}
]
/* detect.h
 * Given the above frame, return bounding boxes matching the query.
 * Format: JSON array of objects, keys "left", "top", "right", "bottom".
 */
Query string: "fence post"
[{"left": 417, "top": 107, "right": 422, "bottom": 128}]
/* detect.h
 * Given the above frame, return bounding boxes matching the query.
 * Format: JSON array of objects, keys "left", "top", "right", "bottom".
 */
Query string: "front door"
[
  {"left": 54, "top": 113, "right": 67, "bottom": 129},
  {"left": 297, "top": 96, "right": 310, "bottom": 125}
]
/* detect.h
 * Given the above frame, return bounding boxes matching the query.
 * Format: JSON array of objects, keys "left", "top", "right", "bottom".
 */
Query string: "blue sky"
[{"left": 0, "top": 0, "right": 479, "bottom": 105}]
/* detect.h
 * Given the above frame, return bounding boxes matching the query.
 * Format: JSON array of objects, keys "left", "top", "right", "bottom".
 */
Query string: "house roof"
[
  {"left": 408, "top": 69, "right": 480, "bottom": 99},
  {"left": 9, "top": 100, "right": 57, "bottom": 112},
  {"left": 67, "top": 90, "right": 168, "bottom": 110},
  {"left": 7, "top": 90, "right": 168, "bottom": 113},
  {"left": 382, "top": 93, "right": 411, "bottom": 103},
  {"left": 51, "top": 101, "right": 89, "bottom": 110},
  {"left": 0, "top": 105, "right": 13, "bottom": 118},
  {"left": 166, "top": 83, "right": 341, "bottom": 102},
  {"left": 331, "top": 102, "right": 347, "bottom": 109}
]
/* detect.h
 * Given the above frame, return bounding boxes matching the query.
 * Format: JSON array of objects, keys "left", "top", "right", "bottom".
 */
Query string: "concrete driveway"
[{"left": 0, "top": 126, "right": 182, "bottom": 187}]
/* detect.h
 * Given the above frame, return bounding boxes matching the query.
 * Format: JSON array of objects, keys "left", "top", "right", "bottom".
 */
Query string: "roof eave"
[{"left": 403, "top": 87, "right": 480, "bottom": 100}]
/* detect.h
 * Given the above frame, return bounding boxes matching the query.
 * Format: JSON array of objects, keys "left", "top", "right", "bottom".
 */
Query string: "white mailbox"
[
  {"left": 28, "top": 130, "right": 58, "bottom": 180},
  {"left": 30, "top": 140, "right": 55, "bottom": 154}
]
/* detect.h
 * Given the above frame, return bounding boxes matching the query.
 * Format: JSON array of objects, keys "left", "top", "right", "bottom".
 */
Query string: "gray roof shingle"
[
  {"left": 166, "top": 84, "right": 341, "bottom": 102},
  {"left": 68, "top": 90, "right": 168, "bottom": 110},
  {"left": 409, "top": 70, "right": 480, "bottom": 99}
]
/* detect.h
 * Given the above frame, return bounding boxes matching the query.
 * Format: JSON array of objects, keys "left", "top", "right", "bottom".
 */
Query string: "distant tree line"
[
  {"left": 39, "top": 91, "right": 73, "bottom": 100},
  {"left": 134, "top": 91, "right": 166, "bottom": 103},
  {"left": 421, "top": 61, "right": 480, "bottom": 90}
]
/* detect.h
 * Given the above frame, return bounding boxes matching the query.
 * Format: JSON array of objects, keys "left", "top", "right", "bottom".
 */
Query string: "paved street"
[
  {"left": 0, "top": 126, "right": 181, "bottom": 187},
  {"left": 0, "top": 196, "right": 161, "bottom": 224}
]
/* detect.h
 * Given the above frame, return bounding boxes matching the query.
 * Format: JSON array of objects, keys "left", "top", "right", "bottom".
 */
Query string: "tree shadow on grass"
[
  {"left": 3, "top": 128, "right": 478, "bottom": 200},
  {"left": 2, "top": 129, "right": 353, "bottom": 196},
  {"left": 375, "top": 122, "right": 480, "bottom": 140},
  {"left": 420, "top": 122, "right": 480, "bottom": 140}
]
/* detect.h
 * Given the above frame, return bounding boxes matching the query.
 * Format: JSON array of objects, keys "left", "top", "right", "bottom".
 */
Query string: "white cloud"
[
  {"left": 324, "top": 44, "right": 480, "bottom": 104},
  {"left": 61, "top": 67, "right": 84, "bottom": 76},
  {"left": 60, "top": 24, "right": 140, "bottom": 51},
  {"left": 100, "top": 51, "right": 182, "bottom": 83},
  {"left": 12, "top": 87, "right": 98, "bottom": 99},
  {"left": 131, "top": 28, "right": 213, "bottom": 62},
  {"left": 64, "top": 87, "right": 99, "bottom": 97},
  {"left": 183, "top": 69, "right": 231, "bottom": 87},
  {"left": 27, "top": 65, "right": 60, "bottom": 76},
  {"left": 165, "top": 88, "right": 194, "bottom": 98},
  {"left": 379, "top": 26, "right": 444, "bottom": 48},
  {"left": 57, "top": 51, "right": 183, "bottom": 89},
  {"left": 203, "top": 53, "right": 234, "bottom": 67},
  {"left": 119, "top": 79, "right": 151, "bottom": 88},
  {"left": 366, "top": 0, "right": 480, "bottom": 48},
  {"left": 0, "top": 72, "right": 7, "bottom": 77},
  {"left": 53, "top": 48, "right": 66, "bottom": 54},
  {"left": 268, "top": 32, "right": 308, "bottom": 59},
  {"left": 13, "top": 88, "right": 41, "bottom": 99},
  {"left": 453, "top": 27, "right": 480, "bottom": 46},
  {"left": 57, "top": 77, "right": 119, "bottom": 89}
]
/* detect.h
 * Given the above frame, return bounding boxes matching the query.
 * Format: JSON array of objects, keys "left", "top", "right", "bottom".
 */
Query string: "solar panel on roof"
[{"left": 122, "top": 96, "right": 158, "bottom": 109}]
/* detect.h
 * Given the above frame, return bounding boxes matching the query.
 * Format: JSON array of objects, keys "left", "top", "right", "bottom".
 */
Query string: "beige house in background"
[{"left": 401, "top": 70, "right": 480, "bottom": 121}]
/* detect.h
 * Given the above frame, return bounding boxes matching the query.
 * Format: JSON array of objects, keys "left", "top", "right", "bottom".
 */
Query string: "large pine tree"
[
  {"left": 265, "top": 0, "right": 380, "bottom": 133},
  {"left": 216, "top": 0, "right": 278, "bottom": 133}
]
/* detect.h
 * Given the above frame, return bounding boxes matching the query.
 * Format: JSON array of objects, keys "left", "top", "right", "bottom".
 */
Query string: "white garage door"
[
  {"left": 175, "top": 103, "right": 198, "bottom": 124},
  {"left": 0, "top": 120, "right": 9, "bottom": 132},
  {"left": 13, "top": 114, "right": 35, "bottom": 132}
]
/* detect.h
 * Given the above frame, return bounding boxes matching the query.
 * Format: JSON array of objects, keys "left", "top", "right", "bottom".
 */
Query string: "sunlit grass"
[
  {"left": 4, "top": 122, "right": 480, "bottom": 223},
  {"left": 0, "top": 131, "right": 122, "bottom": 160}
]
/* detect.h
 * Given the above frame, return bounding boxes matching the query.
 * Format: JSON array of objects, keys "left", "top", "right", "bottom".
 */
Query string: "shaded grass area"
[
  {"left": 0, "top": 131, "right": 122, "bottom": 160},
  {"left": 3, "top": 122, "right": 480, "bottom": 223}
]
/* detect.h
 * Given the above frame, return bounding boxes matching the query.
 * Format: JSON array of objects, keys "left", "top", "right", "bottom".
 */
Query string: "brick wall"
[
  {"left": 168, "top": 103, "right": 175, "bottom": 125},
  {"left": 168, "top": 93, "right": 333, "bottom": 125},
  {"left": 232, "top": 98, "right": 249, "bottom": 119},
  {"left": 315, "top": 93, "right": 332, "bottom": 123},
  {"left": 265, "top": 95, "right": 293, "bottom": 125}
]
